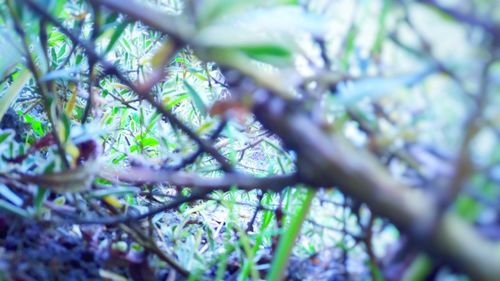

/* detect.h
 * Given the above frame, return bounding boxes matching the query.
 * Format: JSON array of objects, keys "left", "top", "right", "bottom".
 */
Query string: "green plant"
[{"left": 0, "top": 0, "right": 499, "bottom": 280}]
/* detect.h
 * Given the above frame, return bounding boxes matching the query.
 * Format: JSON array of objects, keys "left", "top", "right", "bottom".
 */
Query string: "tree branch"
[
  {"left": 241, "top": 81, "right": 500, "bottom": 281},
  {"left": 64, "top": 171, "right": 297, "bottom": 225}
]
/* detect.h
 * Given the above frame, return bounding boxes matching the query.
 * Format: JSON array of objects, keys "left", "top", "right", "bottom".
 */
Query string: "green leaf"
[
  {"left": 197, "top": 0, "right": 300, "bottom": 26},
  {"left": 402, "top": 254, "right": 433, "bottom": 281},
  {"left": 140, "top": 137, "right": 159, "bottom": 147},
  {"left": 183, "top": 80, "right": 207, "bottom": 117},
  {"left": 235, "top": 45, "right": 292, "bottom": 65},
  {"left": 195, "top": 6, "right": 325, "bottom": 65},
  {"left": 48, "top": 0, "right": 66, "bottom": 17},
  {"left": 165, "top": 94, "right": 188, "bottom": 110},
  {"left": 371, "top": 0, "right": 390, "bottom": 55},
  {"left": 23, "top": 112, "right": 45, "bottom": 137},
  {"left": 32, "top": 119, "right": 45, "bottom": 136},
  {"left": 57, "top": 43, "right": 67, "bottom": 59},
  {"left": 60, "top": 113, "right": 72, "bottom": 142},
  {"left": 267, "top": 188, "right": 316, "bottom": 281},
  {"left": 334, "top": 66, "right": 437, "bottom": 106},
  {"left": 48, "top": 30, "right": 66, "bottom": 46},
  {"left": 54, "top": 196, "right": 65, "bottom": 205},
  {"left": 34, "top": 187, "right": 48, "bottom": 213},
  {"left": 0, "top": 28, "right": 23, "bottom": 78},
  {"left": 0, "top": 68, "right": 32, "bottom": 122},
  {"left": 340, "top": 25, "right": 358, "bottom": 71},
  {"left": 238, "top": 45, "right": 291, "bottom": 58},
  {"left": 0, "top": 130, "right": 14, "bottom": 145},
  {"left": 104, "top": 20, "right": 129, "bottom": 54},
  {"left": 425, "top": 5, "right": 457, "bottom": 23},
  {"left": 455, "top": 195, "right": 481, "bottom": 221}
]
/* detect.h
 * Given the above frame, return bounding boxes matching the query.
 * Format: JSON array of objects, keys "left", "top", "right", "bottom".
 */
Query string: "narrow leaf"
[
  {"left": 267, "top": 188, "right": 316, "bottom": 281},
  {"left": 183, "top": 80, "right": 207, "bottom": 117},
  {"left": 0, "top": 68, "right": 31, "bottom": 122}
]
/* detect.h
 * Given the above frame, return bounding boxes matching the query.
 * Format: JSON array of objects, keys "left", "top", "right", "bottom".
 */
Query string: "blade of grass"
[
  {"left": 402, "top": 254, "right": 433, "bottom": 281},
  {"left": 0, "top": 198, "right": 29, "bottom": 217},
  {"left": 183, "top": 80, "right": 207, "bottom": 117},
  {"left": 371, "top": 0, "right": 390, "bottom": 56},
  {"left": 239, "top": 193, "right": 274, "bottom": 280},
  {"left": 267, "top": 188, "right": 316, "bottom": 281},
  {"left": 104, "top": 20, "right": 129, "bottom": 54}
]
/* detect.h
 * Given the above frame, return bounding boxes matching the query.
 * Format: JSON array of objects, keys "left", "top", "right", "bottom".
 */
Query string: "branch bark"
[
  {"left": 98, "top": 166, "right": 297, "bottom": 193},
  {"left": 247, "top": 88, "right": 500, "bottom": 281}
]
